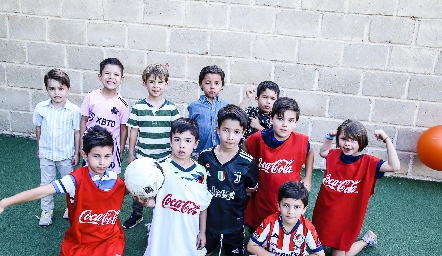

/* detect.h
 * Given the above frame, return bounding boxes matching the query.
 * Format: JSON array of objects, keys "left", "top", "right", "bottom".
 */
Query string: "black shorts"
[{"left": 206, "top": 227, "right": 245, "bottom": 256}]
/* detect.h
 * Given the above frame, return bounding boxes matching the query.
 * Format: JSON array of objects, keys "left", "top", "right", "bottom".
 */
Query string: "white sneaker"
[
  {"left": 362, "top": 230, "right": 377, "bottom": 246},
  {"left": 39, "top": 210, "right": 53, "bottom": 226},
  {"left": 63, "top": 208, "right": 69, "bottom": 219}
]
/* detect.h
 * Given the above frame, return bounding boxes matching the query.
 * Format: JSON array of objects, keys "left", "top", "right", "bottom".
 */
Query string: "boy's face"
[
  {"left": 278, "top": 197, "right": 307, "bottom": 227},
  {"left": 170, "top": 131, "right": 198, "bottom": 161},
  {"left": 338, "top": 132, "right": 360, "bottom": 156},
  {"left": 256, "top": 88, "right": 278, "bottom": 114},
  {"left": 46, "top": 79, "right": 70, "bottom": 108},
  {"left": 199, "top": 73, "right": 223, "bottom": 101},
  {"left": 81, "top": 146, "right": 113, "bottom": 177},
  {"left": 98, "top": 64, "right": 124, "bottom": 92},
  {"left": 144, "top": 74, "right": 168, "bottom": 99},
  {"left": 216, "top": 119, "right": 244, "bottom": 151},
  {"left": 271, "top": 110, "right": 297, "bottom": 140}
]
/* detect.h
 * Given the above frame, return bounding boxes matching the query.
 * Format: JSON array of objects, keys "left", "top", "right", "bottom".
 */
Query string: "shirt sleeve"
[
  {"left": 127, "top": 103, "right": 139, "bottom": 128},
  {"left": 52, "top": 174, "right": 76, "bottom": 195},
  {"left": 305, "top": 225, "right": 323, "bottom": 253},
  {"left": 33, "top": 105, "right": 42, "bottom": 126},
  {"left": 72, "top": 108, "right": 81, "bottom": 130},
  {"left": 250, "top": 217, "right": 271, "bottom": 246},
  {"left": 170, "top": 106, "right": 180, "bottom": 121},
  {"left": 245, "top": 161, "right": 259, "bottom": 189},
  {"left": 120, "top": 103, "right": 131, "bottom": 124},
  {"left": 80, "top": 93, "right": 90, "bottom": 117}
]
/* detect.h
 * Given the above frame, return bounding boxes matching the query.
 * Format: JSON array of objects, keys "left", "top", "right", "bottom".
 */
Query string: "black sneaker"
[{"left": 122, "top": 213, "right": 143, "bottom": 229}]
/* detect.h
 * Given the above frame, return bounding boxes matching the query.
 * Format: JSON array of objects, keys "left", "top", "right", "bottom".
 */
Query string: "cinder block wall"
[{"left": 0, "top": 0, "right": 441, "bottom": 180}]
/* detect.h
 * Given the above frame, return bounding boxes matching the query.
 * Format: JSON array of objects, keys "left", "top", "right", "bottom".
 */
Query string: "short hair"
[
  {"left": 271, "top": 97, "right": 300, "bottom": 121},
  {"left": 100, "top": 58, "right": 124, "bottom": 76},
  {"left": 82, "top": 125, "right": 114, "bottom": 155},
  {"left": 198, "top": 65, "right": 225, "bottom": 87},
  {"left": 170, "top": 118, "right": 199, "bottom": 141},
  {"left": 336, "top": 119, "right": 368, "bottom": 152},
  {"left": 278, "top": 181, "right": 309, "bottom": 207},
  {"left": 256, "top": 81, "right": 280, "bottom": 98},
  {"left": 44, "top": 69, "right": 70, "bottom": 88},
  {"left": 217, "top": 104, "right": 248, "bottom": 130},
  {"left": 142, "top": 63, "right": 169, "bottom": 83}
]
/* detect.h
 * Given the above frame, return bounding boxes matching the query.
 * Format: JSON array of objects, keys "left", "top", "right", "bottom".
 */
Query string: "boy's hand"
[
  {"left": 196, "top": 232, "right": 206, "bottom": 250},
  {"left": 374, "top": 129, "right": 388, "bottom": 142},
  {"left": 132, "top": 195, "right": 155, "bottom": 208},
  {"left": 72, "top": 154, "right": 79, "bottom": 166},
  {"left": 127, "top": 154, "right": 136, "bottom": 165},
  {"left": 0, "top": 200, "right": 5, "bottom": 214},
  {"left": 328, "top": 129, "right": 337, "bottom": 137},
  {"left": 249, "top": 117, "right": 264, "bottom": 131},
  {"left": 301, "top": 178, "right": 312, "bottom": 191},
  {"left": 245, "top": 84, "right": 256, "bottom": 99}
]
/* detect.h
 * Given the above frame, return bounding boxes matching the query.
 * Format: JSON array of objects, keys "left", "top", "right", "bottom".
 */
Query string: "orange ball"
[{"left": 417, "top": 125, "right": 442, "bottom": 171}]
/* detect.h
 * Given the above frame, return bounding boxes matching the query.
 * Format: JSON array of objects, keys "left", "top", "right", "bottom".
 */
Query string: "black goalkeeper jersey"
[{"left": 199, "top": 147, "right": 258, "bottom": 234}]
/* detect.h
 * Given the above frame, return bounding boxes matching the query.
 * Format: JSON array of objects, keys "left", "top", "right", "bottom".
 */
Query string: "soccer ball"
[{"left": 124, "top": 157, "right": 165, "bottom": 199}]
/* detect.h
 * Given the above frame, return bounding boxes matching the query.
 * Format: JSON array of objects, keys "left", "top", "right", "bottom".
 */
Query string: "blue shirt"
[
  {"left": 188, "top": 95, "right": 229, "bottom": 152},
  {"left": 33, "top": 99, "right": 81, "bottom": 161}
]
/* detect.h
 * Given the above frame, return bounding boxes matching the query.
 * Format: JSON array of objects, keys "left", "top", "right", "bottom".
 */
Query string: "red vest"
[
  {"left": 244, "top": 131, "right": 308, "bottom": 229},
  {"left": 312, "top": 149, "right": 380, "bottom": 251},
  {"left": 61, "top": 167, "right": 125, "bottom": 256}
]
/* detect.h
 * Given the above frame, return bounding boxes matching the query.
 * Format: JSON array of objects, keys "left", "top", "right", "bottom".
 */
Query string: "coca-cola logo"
[
  {"left": 322, "top": 174, "right": 359, "bottom": 194},
  {"left": 161, "top": 194, "right": 200, "bottom": 215},
  {"left": 78, "top": 209, "right": 120, "bottom": 225},
  {"left": 258, "top": 158, "right": 294, "bottom": 174}
]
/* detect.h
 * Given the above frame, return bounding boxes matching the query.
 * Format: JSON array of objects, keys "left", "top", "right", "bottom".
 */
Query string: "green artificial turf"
[{"left": 0, "top": 135, "right": 441, "bottom": 255}]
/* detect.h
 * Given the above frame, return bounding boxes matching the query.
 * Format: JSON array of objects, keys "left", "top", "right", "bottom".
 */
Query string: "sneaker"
[
  {"left": 122, "top": 213, "right": 143, "bottom": 229},
  {"left": 38, "top": 210, "right": 53, "bottom": 226},
  {"left": 145, "top": 222, "right": 152, "bottom": 237},
  {"left": 63, "top": 208, "right": 69, "bottom": 219},
  {"left": 362, "top": 230, "right": 377, "bottom": 246}
]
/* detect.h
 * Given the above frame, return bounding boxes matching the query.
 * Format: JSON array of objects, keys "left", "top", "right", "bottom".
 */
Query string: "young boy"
[
  {"left": 33, "top": 68, "right": 81, "bottom": 226},
  {"left": 123, "top": 63, "right": 179, "bottom": 229},
  {"left": 80, "top": 58, "right": 130, "bottom": 174},
  {"left": 198, "top": 104, "right": 259, "bottom": 256},
  {"left": 243, "top": 97, "right": 314, "bottom": 231},
  {"left": 0, "top": 126, "right": 127, "bottom": 256},
  {"left": 247, "top": 181, "right": 324, "bottom": 256},
  {"left": 188, "top": 65, "right": 229, "bottom": 157},
  {"left": 140, "top": 118, "right": 212, "bottom": 256},
  {"left": 239, "top": 81, "right": 280, "bottom": 139}
]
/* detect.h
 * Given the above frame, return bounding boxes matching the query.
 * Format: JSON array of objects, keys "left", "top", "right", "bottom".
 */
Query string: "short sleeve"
[
  {"left": 80, "top": 93, "right": 91, "bottom": 117},
  {"left": 127, "top": 103, "right": 139, "bottom": 128},
  {"left": 245, "top": 161, "right": 259, "bottom": 189},
  {"left": 72, "top": 108, "right": 81, "bottom": 130},
  {"left": 33, "top": 105, "right": 42, "bottom": 126}
]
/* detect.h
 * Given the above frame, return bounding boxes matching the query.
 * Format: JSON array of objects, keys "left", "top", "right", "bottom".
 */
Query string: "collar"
[
  {"left": 43, "top": 99, "right": 75, "bottom": 110},
  {"left": 143, "top": 98, "right": 167, "bottom": 109},
  {"left": 199, "top": 94, "right": 219, "bottom": 103},
  {"left": 89, "top": 169, "right": 110, "bottom": 181},
  {"left": 340, "top": 152, "right": 363, "bottom": 164}
]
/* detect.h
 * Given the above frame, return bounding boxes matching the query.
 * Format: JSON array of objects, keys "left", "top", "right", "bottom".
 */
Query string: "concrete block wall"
[{"left": 0, "top": 0, "right": 441, "bottom": 181}]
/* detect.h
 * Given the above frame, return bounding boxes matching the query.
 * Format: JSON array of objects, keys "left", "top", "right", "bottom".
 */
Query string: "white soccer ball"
[{"left": 124, "top": 157, "right": 165, "bottom": 199}]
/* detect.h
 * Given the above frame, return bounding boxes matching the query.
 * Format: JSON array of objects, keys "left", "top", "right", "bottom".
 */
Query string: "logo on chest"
[{"left": 258, "top": 158, "right": 294, "bottom": 174}]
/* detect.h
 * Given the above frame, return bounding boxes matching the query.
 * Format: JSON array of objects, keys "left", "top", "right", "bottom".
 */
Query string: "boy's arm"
[
  {"left": 301, "top": 147, "right": 314, "bottom": 191},
  {"left": 72, "top": 129, "right": 80, "bottom": 166},
  {"left": 35, "top": 126, "right": 41, "bottom": 158},
  {"left": 239, "top": 85, "right": 256, "bottom": 110},
  {"left": 79, "top": 115, "right": 88, "bottom": 154},
  {"left": 247, "top": 239, "right": 275, "bottom": 256},
  {"left": 319, "top": 129, "right": 337, "bottom": 158},
  {"left": 242, "top": 138, "right": 249, "bottom": 153},
  {"left": 375, "top": 129, "right": 400, "bottom": 172},
  {"left": 196, "top": 209, "right": 207, "bottom": 250},
  {"left": 0, "top": 184, "right": 56, "bottom": 214},
  {"left": 119, "top": 124, "right": 128, "bottom": 162},
  {"left": 127, "top": 127, "right": 138, "bottom": 164}
]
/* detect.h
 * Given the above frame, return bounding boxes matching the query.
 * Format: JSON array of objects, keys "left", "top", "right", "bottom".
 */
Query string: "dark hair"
[
  {"left": 278, "top": 181, "right": 309, "bottom": 207},
  {"left": 271, "top": 97, "right": 300, "bottom": 120},
  {"left": 142, "top": 63, "right": 169, "bottom": 83},
  {"left": 100, "top": 58, "right": 124, "bottom": 76},
  {"left": 44, "top": 69, "right": 70, "bottom": 88},
  {"left": 217, "top": 104, "right": 248, "bottom": 130},
  {"left": 256, "top": 81, "right": 280, "bottom": 98},
  {"left": 336, "top": 119, "right": 368, "bottom": 152},
  {"left": 170, "top": 118, "right": 199, "bottom": 141},
  {"left": 82, "top": 125, "right": 114, "bottom": 155},
  {"left": 198, "top": 65, "right": 225, "bottom": 87}
]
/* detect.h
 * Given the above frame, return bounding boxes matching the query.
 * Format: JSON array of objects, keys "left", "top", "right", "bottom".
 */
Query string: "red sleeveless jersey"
[
  {"left": 312, "top": 149, "right": 381, "bottom": 251},
  {"left": 61, "top": 167, "right": 125, "bottom": 256},
  {"left": 244, "top": 131, "right": 308, "bottom": 229}
]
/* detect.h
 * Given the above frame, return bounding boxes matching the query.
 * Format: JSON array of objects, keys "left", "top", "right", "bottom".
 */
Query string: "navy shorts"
[{"left": 206, "top": 227, "right": 244, "bottom": 256}]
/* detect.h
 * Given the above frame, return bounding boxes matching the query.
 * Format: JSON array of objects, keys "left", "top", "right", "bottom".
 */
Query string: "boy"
[
  {"left": 123, "top": 63, "right": 179, "bottom": 229},
  {"left": 33, "top": 68, "right": 81, "bottom": 226},
  {"left": 80, "top": 58, "right": 130, "bottom": 174},
  {"left": 198, "top": 104, "right": 259, "bottom": 256},
  {"left": 188, "top": 65, "right": 229, "bottom": 157},
  {"left": 243, "top": 97, "right": 314, "bottom": 231},
  {"left": 139, "top": 118, "right": 212, "bottom": 256},
  {"left": 0, "top": 126, "right": 127, "bottom": 256},
  {"left": 247, "top": 181, "right": 324, "bottom": 256},
  {"left": 239, "top": 81, "right": 280, "bottom": 139}
]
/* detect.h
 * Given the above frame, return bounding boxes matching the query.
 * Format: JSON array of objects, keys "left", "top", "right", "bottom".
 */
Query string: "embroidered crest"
[
  {"left": 218, "top": 171, "right": 226, "bottom": 181},
  {"left": 111, "top": 107, "right": 119, "bottom": 114}
]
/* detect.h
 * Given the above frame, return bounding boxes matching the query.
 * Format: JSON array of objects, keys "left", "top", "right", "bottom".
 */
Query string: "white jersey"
[{"left": 144, "top": 162, "right": 213, "bottom": 256}]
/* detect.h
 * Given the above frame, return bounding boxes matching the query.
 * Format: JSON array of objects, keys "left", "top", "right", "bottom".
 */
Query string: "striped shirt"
[
  {"left": 127, "top": 99, "right": 179, "bottom": 161},
  {"left": 33, "top": 99, "right": 81, "bottom": 161}
]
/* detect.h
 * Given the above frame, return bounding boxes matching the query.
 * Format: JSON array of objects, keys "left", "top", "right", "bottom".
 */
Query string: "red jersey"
[
  {"left": 312, "top": 149, "right": 381, "bottom": 251},
  {"left": 61, "top": 167, "right": 125, "bottom": 256},
  {"left": 244, "top": 131, "right": 308, "bottom": 229},
  {"left": 251, "top": 213, "right": 323, "bottom": 256}
]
